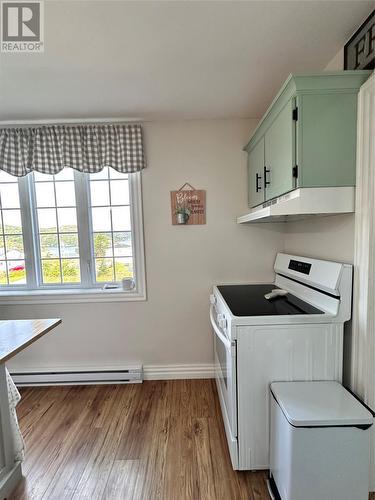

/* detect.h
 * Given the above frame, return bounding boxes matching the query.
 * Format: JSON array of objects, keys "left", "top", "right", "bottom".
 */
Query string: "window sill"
[{"left": 0, "top": 287, "right": 147, "bottom": 305}]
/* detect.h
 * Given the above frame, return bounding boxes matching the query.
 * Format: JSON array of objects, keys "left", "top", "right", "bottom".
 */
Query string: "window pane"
[
  {"left": 35, "top": 182, "right": 55, "bottom": 207},
  {"left": 54, "top": 169, "right": 74, "bottom": 181},
  {"left": 0, "top": 183, "right": 20, "bottom": 209},
  {"left": 3, "top": 210, "right": 22, "bottom": 234},
  {"left": 90, "top": 181, "right": 110, "bottom": 206},
  {"left": 0, "top": 175, "right": 25, "bottom": 286},
  {"left": 93, "top": 233, "right": 112, "bottom": 257},
  {"left": 113, "top": 232, "right": 132, "bottom": 256},
  {"left": 55, "top": 182, "right": 76, "bottom": 207},
  {"left": 60, "top": 234, "right": 79, "bottom": 258},
  {"left": 34, "top": 171, "right": 81, "bottom": 286},
  {"left": 41, "top": 260, "right": 61, "bottom": 284},
  {"left": 114, "top": 257, "right": 133, "bottom": 280},
  {"left": 40, "top": 234, "right": 59, "bottom": 258},
  {"left": 7, "top": 260, "right": 26, "bottom": 284},
  {"left": 89, "top": 173, "right": 135, "bottom": 285},
  {"left": 112, "top": 206, "right": 131, "bottom": 231},
  {"left": 90, "top": 167, "right": 109, "bottom": 180},
  {"left": 38, "top": 209, "right": 57, "bottom": 233},
  {"left": 34, "top": 172, "right": 54, "bottom": 182},
  {"left": 0, "top": 262, "right": 7, "bottom": 284},
  {"left": 95, "top": 258, "right": 114, "bottom": 282},
  {"left": 110, "top": 180, "right": 129, "bottom": 205},
  {"left": 5, "top": 235, "right": 24, "bottom": 259},
  {"left": 61, "top": 259, "right": 80, "bottom": 283},
  {"left": 0, "top": 171, "right": 16, "bottom": 183},
  {"left": 109, "top": 169, "right": 128, "bottom": 180},
  {"left": 57, "top": 208, "right": 77, "bottom": 233},
  {"left": 92, "top": 207, "right": 111, "bottom": 232}
]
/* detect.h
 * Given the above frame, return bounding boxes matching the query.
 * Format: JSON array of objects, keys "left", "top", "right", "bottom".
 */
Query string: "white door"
[{"left": 210, "top": 306, "right": 237, "bottom": 438}]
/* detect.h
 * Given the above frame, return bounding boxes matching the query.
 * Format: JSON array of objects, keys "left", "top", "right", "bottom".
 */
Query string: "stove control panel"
[{"left": 288, "top": 259, "right": 312, "bottom": 275}]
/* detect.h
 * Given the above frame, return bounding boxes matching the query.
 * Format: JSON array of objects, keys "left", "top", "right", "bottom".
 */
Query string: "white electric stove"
[{"left": 209, "top": 253, "right": 352, "bottom": 471}]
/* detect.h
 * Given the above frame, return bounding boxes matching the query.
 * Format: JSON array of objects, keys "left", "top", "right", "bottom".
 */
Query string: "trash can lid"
[{"left": 270, "top": 381, "right": 374, "bottom": 427}]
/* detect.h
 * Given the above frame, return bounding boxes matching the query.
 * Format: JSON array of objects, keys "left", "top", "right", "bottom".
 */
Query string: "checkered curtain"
[{"left": 0, "top": 124, "right": 146, "bottom": 176}]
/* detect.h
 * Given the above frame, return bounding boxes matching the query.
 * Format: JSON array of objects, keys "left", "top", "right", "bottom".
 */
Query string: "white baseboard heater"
[{"left": 10, "top": 365, "right": 143, "bottom": 386}]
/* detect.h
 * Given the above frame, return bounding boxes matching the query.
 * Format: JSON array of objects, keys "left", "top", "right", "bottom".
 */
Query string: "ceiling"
[{"left": 0, "top": 1, "right": 373, "bottom": 121}]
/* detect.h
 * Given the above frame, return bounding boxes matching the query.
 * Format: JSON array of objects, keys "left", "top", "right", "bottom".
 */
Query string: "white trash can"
[{"left": 269, "top": 381, "right": 373, "bottom": 500}]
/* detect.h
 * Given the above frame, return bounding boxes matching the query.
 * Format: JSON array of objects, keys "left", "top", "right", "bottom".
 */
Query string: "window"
[
  {"left": 0, "top": 168, "right": 145, "bottom": 301},
  {"left": 34, "top": 170, "right": 81, "bottom": 285},
  {"left": 0, "top": 172, "right": 26, "bottom": 285},
  {"left": 89, "top": 168, "right": 133, "bottom": 283}
]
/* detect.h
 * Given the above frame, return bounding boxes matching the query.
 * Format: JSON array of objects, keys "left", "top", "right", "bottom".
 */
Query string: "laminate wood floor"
[
  {"left": 10, "top": 380, "right": 269, "bottom": 500},
  {"left": 9, "top": 380, "right": 375, "bottom": 500}
]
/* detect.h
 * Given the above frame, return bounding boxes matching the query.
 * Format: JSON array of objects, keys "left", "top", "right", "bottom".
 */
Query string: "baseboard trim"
[
  {"left": 9, "top": 363, "right": 215, "bottom": 385},
  {"left": 143, "top": 363, "right": 215, "bottom": 380}
]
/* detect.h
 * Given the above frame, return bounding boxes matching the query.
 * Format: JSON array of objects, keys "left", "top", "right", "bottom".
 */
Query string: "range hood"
[{"left": 237, "top": 187, "right": 355, "bottom": 223}]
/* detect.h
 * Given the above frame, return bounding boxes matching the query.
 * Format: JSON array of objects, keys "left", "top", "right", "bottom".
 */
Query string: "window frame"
[{"left": 0, "top": 171, "right": 146, "bottom": 304}]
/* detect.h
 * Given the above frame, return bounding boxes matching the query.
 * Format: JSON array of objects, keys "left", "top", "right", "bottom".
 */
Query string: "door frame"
[{"left": 351, "top": 70, "right": 375, "bottom": 490}]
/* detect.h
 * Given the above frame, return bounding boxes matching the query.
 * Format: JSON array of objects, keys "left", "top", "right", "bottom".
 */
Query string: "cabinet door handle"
[
  {"left": 255, "top": 173, "right": 262, "bottom": 192},
  {"left": 264, "top": 166, "right": 271, "bottom": 187}
]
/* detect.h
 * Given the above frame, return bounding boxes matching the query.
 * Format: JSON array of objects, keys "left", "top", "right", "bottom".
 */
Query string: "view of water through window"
[
  {"left": 0, "top": 171, "right": 26, "bottom": 285},
  {"left": 89, "top": 168, "right": 133, "bottom": 282},
  {"left": 0, "top": 167, "right": 135, "bottom": 289},
  {"left": 34, "top": 170, "right": 81, "bottom": 284}
]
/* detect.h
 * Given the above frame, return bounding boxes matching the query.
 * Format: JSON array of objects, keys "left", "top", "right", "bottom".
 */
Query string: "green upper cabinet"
[
  {"left": 296, "top": 92, "right": 358, "bottom": 187},
  {"left": 247, "top": 137, "right": 264, "bottom": 207},
  {"left": 264, "top": 98, "right": 295, "bottom": 201},
  {"left": 244, "top": 71, "right": 371, "bottom": 209}
]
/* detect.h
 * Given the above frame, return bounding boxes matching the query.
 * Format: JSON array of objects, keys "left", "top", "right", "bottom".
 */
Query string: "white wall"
[
  {"left": 3, "top": 119, "right": 285, "bottom": 373},
  {"left": 284, "top": 214, "right": 355, "bottom": 263},
  {"left": 324, "top": 48, "right": 344, "bottom": 71}
]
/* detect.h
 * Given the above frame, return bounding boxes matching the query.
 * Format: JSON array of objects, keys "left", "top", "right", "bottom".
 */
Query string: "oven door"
[{"left": 210, "top": 304, "right": 237, "bottom": 440}]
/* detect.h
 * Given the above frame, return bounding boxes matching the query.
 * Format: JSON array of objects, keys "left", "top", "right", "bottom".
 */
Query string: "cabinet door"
[
  {"left": 247, "top": 137, "right": 264, "bottom": 208},
  {"left": 297, "top": 93, "right": 357, "bottom": 187},
  {"left": 264, "top": 99, "right": 295, "bottom": 200}
]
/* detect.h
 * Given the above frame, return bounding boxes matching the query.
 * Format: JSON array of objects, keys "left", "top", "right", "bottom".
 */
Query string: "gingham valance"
[{"left": 0, "top": 123, "right": 146, "bottom": 177}]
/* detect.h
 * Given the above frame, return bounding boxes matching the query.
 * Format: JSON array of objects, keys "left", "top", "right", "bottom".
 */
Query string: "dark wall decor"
[{"left": 344, "top": 10, "right": 374, "bottom": 70}]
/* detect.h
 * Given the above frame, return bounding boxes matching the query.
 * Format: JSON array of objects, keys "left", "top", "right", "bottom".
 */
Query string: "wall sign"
[
  {"left": 170, "top": 183, "right": 206, "bottom": 225},
  {"left": 344, "top": 10, "right": 374, "bottom": 70}
]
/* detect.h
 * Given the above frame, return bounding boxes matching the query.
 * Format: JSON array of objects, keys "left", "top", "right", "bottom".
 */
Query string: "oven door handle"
[{"left": 210, "top": 305, "right": 231, "bottom": 349}]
